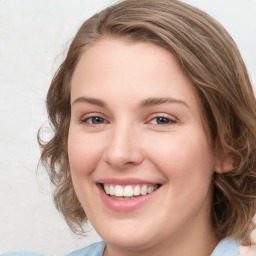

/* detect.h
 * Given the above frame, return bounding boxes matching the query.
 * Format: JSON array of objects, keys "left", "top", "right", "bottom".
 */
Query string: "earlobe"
[{"left": 215, "top": 154, "right": 235, "bottom": 174}]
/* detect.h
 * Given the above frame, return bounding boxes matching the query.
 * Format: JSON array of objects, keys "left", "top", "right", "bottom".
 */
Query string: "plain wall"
[{"left": 0, "top": 0, "right": 255, "bottom": 255}]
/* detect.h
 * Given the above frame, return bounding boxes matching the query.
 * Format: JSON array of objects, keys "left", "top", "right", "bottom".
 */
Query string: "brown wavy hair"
[{"left": 38, "top": 0, "right": 256, "bottom": 245}]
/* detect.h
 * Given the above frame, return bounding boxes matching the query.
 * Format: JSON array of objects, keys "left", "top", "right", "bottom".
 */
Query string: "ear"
[{"left": 215, "top": 153, "right": 235, "bottom": 174}]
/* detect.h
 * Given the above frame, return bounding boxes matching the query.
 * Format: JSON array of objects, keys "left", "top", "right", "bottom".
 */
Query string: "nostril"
[{"left": 124, "top": 161, "right": 135, "bottom": 165}]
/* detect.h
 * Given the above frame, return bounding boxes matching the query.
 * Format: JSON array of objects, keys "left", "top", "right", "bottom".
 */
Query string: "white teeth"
[
  {"left": 115, "top": 185, "right": 124, "bottom": 196},
  {"left": 104, "top": 184, "right": 110, "bottom": 194},
  {"left": 147, "top": 186, "right": 153, "bottom": 193},
  {"left": 141, "top": 185, "right": 147, "bottom": 195},
  {"left": 103, "top": 184, "right": 158, "bottom": 198},
  {"left": 133, "top": 185, "right": 140, "bottom": 196},
  {"left": 123, "top": 185, "right": 133, "bottom": 197},
  {"left": 109, "top": 185, "right": 115, "bottom": 195}
]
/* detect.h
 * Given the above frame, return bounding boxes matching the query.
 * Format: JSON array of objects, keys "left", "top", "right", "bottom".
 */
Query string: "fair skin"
[{"left": 68, "top": 39, "right": 220, "bottom": 256}]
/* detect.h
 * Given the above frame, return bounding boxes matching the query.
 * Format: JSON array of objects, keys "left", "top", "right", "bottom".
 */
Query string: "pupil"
[
  {"left": 93, "top": 117, "right": 103, "bottom": 124},
  {"left": 157, "top": 117, "right": 169, "bottom": 124}
]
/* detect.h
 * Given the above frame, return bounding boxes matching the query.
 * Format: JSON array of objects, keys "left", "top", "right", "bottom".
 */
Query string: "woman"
[{"left": 11, "top": 0, "right": 256, "bottom": 255}]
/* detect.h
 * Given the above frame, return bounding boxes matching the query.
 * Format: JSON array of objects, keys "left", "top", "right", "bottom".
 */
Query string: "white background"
[{"left": 0, "top": 0, "right": 255, "bottom": 255}]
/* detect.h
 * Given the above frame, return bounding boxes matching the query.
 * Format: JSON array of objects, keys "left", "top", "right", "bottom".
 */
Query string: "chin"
[
  {"left": 96, "top": 219, "right": 156, "bottom": 249},
  {"left": 104, "top": 232, "right": 155, "bottom": 251}
]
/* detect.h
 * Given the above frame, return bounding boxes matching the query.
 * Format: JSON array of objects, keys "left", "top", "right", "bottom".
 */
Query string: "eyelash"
[
  {"left": 80, "top": 115, "right": 177, "bottom": 127},
  {"left": 80, "top": 116, "right": 108, "bottom": 125},
  {"left": 148, "top": 116, "right": 177, "bottom": 126}
]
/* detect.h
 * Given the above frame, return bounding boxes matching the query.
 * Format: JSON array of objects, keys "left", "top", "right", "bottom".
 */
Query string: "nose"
[{"left": 103, "top": 124, "right": 144, "bottom": 169}]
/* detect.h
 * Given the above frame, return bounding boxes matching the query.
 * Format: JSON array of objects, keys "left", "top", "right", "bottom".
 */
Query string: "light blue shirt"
[
  {"left": 0, "top": 238, "right": 239, "bottom": 256},
  {"left": 65, "top": 241, "right": 105, "bottom": 256},
  {"left": 65, "top": 239, "right": 239, "bottom": 256},
  {"left": 211, "top": 238, "right": 239, "bottom": 256}
]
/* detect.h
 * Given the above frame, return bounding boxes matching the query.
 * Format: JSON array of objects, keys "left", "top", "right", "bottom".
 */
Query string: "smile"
[
  {"left": 97, "top": 180, "right": 162, "bottom": 211},
  {"left": 103, "top": 184, "right": 159, "bottom": 199}
]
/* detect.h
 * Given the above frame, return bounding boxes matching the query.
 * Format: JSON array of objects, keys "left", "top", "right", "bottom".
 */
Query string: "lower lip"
[{"left": 97, "top": 184, "right": 158, "bottom": 212}]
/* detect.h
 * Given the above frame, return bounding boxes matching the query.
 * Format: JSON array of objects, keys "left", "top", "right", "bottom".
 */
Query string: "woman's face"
[{"left": 68, "top": 39, "right": 217, "bottom": 253}]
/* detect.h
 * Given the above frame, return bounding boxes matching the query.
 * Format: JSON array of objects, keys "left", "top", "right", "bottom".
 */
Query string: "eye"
[
  {"left": 82, "top": 116, "right": 107, "bottom": 125},
  {"left": 149, "top": 116, "right": 177, "bottom": 125}
]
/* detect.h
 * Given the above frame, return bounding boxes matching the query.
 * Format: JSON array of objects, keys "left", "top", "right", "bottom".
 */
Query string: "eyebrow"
[
  {"left": 72, "top": 96, "right": 188, "bottom": 108},
  {"left": 72, "top": 97, "right": 106, "bottom": 107},
  {"left": 139, "top": 97, "right": 189, "bottom": 108}
]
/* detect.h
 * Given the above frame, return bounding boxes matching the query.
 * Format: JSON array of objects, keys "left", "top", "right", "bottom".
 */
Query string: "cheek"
[
  {"left": 67, "top": 132, "right": 104, "bottom": 216},
  {"left": 146, "top": 130, "right": 215, "bottom": 185},
  {"left": 68, "top": 132, "right": 104, "bottom": 176}
]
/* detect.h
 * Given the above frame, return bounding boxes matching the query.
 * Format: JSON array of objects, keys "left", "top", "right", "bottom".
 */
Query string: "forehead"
[{"left": 71, "top": 39, "right": 198, "bottom": 100}]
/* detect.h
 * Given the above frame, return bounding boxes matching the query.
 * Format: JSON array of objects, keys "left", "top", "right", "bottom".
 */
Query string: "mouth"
[{"left": 100, "top": 183, "right": 161, "bottom": 200}]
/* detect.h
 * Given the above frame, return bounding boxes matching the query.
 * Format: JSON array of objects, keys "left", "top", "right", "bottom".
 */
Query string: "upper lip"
[{"left": 96, "top": 178, "right": 160, "bottom": 186}]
